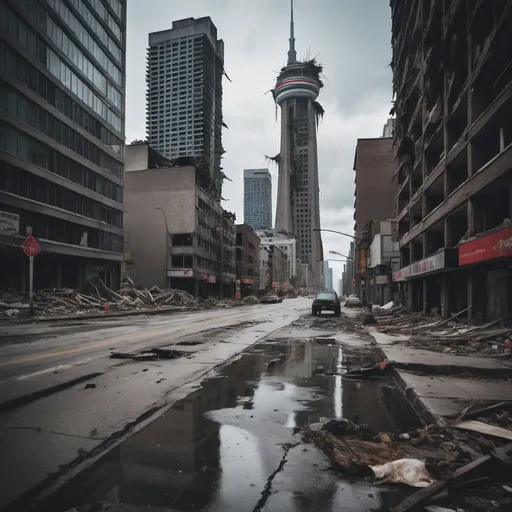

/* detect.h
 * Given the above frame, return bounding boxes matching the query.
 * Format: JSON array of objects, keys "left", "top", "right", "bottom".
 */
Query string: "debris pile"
[
  {"left": 374, "top": 308, "right": 512, "bottom": 358},
  {"left": 305, "top": 402, "right": 512, "bottom": 511}
]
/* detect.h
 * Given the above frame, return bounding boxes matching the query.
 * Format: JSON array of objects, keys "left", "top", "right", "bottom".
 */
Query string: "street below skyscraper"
[
  {"left": 2, "top": 0, "right": 512, "bottom": 510},
  {"left": 0, "top": 300, "right": 418, "bottom": 512}
]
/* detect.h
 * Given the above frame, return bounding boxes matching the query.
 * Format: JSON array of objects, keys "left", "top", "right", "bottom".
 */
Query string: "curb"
[{"left": 367, "top": 331, "right": 447, "bottom": 428}]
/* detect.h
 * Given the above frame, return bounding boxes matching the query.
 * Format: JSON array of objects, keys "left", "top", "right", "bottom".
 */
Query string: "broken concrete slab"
[
  {"left": 396, "top": 371, "right": 512, "bottom": 423},
  {"left": 378, "top": 346, "right": 512, "bottom": 377}
]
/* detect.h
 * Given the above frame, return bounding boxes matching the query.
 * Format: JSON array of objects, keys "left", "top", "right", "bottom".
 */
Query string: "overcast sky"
[{"left": 125, "top": 0, "right": 393, "bottom": 289}]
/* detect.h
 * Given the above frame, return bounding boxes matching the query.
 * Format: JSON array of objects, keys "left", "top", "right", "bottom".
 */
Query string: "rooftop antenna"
[{"left": 287, "top": 0, "right": 297, "bottom": 64}]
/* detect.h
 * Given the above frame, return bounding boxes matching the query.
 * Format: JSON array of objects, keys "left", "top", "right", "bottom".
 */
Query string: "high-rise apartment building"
[
  {"left": 146, "top": 18, "right": 224, "bottom": 199},
  {"left": 273, "top": 1, "right": 323, "bottom": 285},
  {"left": 0, "top": 0, "right": 126, "bottom": 291},
  {"left": 243, "top": 168, "right": 272, "bottom": 230}
]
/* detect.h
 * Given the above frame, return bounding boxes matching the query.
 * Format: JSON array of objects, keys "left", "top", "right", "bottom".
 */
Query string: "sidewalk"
[{"left": 369, "top": 328, "right": 512, "bottom": 426}]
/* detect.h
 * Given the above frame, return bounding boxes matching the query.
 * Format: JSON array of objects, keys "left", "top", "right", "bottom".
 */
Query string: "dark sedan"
[{"left": 312, "top": 291, "right": 341, "bottom": 317}]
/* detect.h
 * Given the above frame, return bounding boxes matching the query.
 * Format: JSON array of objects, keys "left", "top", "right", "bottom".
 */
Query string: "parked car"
[
  {"left": 261, "top": 294, "right": 283, "bottom": 304},
  {"left": 345, "top": 294, "right": 362, "bottom": 308},
  {"left": 312, "top": 291, "right": 341, "bottom": 317}
]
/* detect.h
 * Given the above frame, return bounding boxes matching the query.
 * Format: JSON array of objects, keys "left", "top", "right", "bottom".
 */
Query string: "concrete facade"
[
  {"left": 243, "top": 169, "right": 272, "bottom": 230},
  {"left": 146, "top": 17, "right": 224, "bottom": 200},
  {"left": 272, "top": 2, "right": 323, "bottom": 287},
  {"left": 353, "top": 137, "right": 397, "bottom": 302},
  {"left": 391, "top": 0, "right": 512, "bottom": 320},
  {"left": 256, "top": 229, "right": 298, "bottom": 280},
  {"left": 124, "top": 143, "right": 236, "bottom": 297},
  {"left": 0, "top": 0, "right": 126, "bottom": 291},
  {"left": 235, "top": 224, "right": 260, "bottom": 297},
  {"left": 367, "top": 219, "right": 400, "bottom": 305}
]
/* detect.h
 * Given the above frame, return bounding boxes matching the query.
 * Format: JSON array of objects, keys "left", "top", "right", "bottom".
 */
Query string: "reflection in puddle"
[{"left": 37, "top": 339, "right": 419, "bottom": 512}]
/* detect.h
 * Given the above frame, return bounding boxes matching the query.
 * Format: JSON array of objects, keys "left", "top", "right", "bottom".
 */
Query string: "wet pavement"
[{"left": 35, "top": 328, "right": 420, "bottom": 512}]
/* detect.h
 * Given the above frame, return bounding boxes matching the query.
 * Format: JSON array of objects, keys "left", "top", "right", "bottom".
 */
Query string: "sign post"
[{"left": 21, "top": 229, "right": 41, "bottom": 316}]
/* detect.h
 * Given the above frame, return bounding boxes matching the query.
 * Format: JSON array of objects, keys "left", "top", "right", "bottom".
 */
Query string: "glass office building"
[{"left": 0, "top": 0, "right": 126, "bottom": 290}]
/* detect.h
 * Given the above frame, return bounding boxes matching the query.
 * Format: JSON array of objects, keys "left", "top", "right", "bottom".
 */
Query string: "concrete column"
[
  {"left": 56, "top": 260, "right": 62, "bottom": 289},
  {"left": 467, "top": 271, "right": 474, "bottom": 323},
  {"left": 441, "top": 274, "right": 450, "bottom": 318},
  {"left": 407, "top": 283, "right": 413, "bottom": 312},
  {"left": 77, "top": 262, "right": 84, "bottom": 290},
  {"left": 423, "top": 278, "right": 428, "bottom": 314}
]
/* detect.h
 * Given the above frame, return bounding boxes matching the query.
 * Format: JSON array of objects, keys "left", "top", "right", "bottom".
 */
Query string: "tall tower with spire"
[{"left": 272, "top": 0, "right": 324, "bottom": 287}]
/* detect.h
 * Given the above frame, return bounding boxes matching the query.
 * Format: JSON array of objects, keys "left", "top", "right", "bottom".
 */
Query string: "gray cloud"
[{"left": 126, "top": 0, "right": 392, "bottom": 285}]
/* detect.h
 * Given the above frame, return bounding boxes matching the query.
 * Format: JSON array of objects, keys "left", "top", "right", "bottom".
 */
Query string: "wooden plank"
[
  {"left": 392, "top": 442, "right": 512, "bottom": 512},
  {"left": 456, "top": 420, "right": 512, "bottom": 441}
]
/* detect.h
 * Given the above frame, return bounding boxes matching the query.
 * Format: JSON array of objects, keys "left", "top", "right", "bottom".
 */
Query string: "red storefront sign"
[
  {"left": 242, "top": 278, "right": 253, "bottom": 285},
  {"left": 459, "top": 225, "right": 512, "bottom": 265},
  {"left": 201, "top": 273, "right": 209, "bottom": 280}
]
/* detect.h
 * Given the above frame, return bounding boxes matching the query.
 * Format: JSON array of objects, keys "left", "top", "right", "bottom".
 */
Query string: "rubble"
[
  {"left": 372, "top": 307, "right": 512, "bottom": 359},
  {"left": 305, "top": 400, "right": 512, "bottom": 511},
  {"left": 0, "top": 277, "right": 262, "bottom": 321}
]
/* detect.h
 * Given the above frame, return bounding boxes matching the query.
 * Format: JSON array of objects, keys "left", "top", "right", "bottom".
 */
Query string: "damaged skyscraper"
[
  {"left": 146, "top": 17, "right": 225, "bottom": 199},
  {"left": 270, "top": 1, "right": 324, "bottom": 287}
]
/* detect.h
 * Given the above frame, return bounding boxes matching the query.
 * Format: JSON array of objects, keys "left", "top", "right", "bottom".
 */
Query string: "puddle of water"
[{"left": 37, "top": 339, "right": 419, "bottom": 512}]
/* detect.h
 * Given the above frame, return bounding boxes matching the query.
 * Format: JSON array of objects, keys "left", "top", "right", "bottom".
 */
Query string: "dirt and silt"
[{"left": 30, "top": 313, "right": 512, "bottom": 512}]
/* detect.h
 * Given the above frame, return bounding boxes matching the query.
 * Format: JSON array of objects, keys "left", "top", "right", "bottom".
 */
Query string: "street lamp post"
[
  {"left": 312, "top": 227, "right": 359, "bottom": 240},
  {"left": 329, "top": 250, "right": 354, "bottom": 260}
]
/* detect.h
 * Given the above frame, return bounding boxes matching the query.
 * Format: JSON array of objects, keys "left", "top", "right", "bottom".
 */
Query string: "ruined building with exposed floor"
[{"left": 391, "top": 0, "right": 512, "bottom": 321}]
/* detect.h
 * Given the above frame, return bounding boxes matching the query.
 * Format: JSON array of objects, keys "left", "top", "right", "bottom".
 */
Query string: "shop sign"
[
  {"left": 207, "top": 275, "right": 216, "bottom": 284},
  {"left": 370, "top": 279, "right": 375, "bottom": 286},
  {"left": 168, "top": 269, "right": 193, "bottom": 277},
  {"left": 272, "top": 281, "right": 279, "bottom": 287},
  {"left": 393, "top": 266, "right": 409, "bottom": 282},
  {"left": 0, "top": 211, "right": 19, "bottom": 234},
  {"left": 459, "top": 225, "right": 512, "bottom": 265},
  {"left": 410, "top": 251, "right": 445, "bottom": 277},
  {"left": 242, "top": 278, "right": 253, "bottom": 285},
  {"left": 201, "top": 273, "right": 209, "bottom": 280},
  {"left": 360, "top": 248, "right": 367, "bottom": 276},
  {"left": 375, "top": 275, "right": 388, "bottom": 285}
]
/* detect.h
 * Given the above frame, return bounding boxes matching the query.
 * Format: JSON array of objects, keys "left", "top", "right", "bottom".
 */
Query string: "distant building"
[
  {"left": 243, "top": 169, "right": 272, "bottom": 230},
  {"left": 353, "top": 137, "right": 397, "bottom": 301},
  {"left": 124, "top": 142, "right": 236, "bottom": 297},
  {"left": 368, "top": 219, "right": 400, "bottom": 305},
  {"left": 382, "top": 118, "right": 395, "bottom": 138},
  {"left": 256, "top": 229, "right": 297, "bottom": 281},
  {"left": 235, "top": 224, "right": 260, "bottom": 297},
  {"left": 146, "top": 17, "right": 225, "bottom": 199}
]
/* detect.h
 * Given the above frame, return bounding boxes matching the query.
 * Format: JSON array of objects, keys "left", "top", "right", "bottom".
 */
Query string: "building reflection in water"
[{"left": 37, "top": 337, "right": 418, "bottom": 512}]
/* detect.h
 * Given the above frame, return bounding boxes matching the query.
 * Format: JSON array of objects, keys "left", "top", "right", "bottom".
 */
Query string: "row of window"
[
  {"left": 0, "top": 13, "right": 122, "bottom": 133},
  {"left": 86, "top": 0, "right": 122, "bottom": 42},
  {"left": 47, "top": 17, "right": 122, "bottom": 106},
  {"left": 46, "top": 0, "right": 123, "bottom": 86},
  {"left": 0, "top": 2, "right": 47, "bottom": 67},
  {"left": 0, "top": 82, "right": 123, "bottom": 177},
  {"left": 68, "top": 0, "right": 122, "bottom": 63},
  {"left": 107, "top": 0, "right": 123, "bottom": 21},
  {"left": 48, "top": 49, "right": 122, "bottom": 132},
  {"left": 0, "top": 42, "right": 123, "bottom": 156},
  {"left": 0, "top": 120, "right": 123, "bottom": 202},
  {"left": 0, "top": 162, "right": 122, "bottom": 228},
  {"left": 14, "top": 207, "right": 122, "bottom": 252}
]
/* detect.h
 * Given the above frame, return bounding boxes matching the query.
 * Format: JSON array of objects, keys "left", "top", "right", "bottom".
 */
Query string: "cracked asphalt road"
[{"left": 0, "top": 301, "right": 418, "bottom": 511}]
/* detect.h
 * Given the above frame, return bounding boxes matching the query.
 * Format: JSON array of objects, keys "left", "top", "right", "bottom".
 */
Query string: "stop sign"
[{"left": 22, "top": 235, "right": 41, "bottom": 257}]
